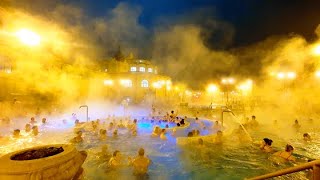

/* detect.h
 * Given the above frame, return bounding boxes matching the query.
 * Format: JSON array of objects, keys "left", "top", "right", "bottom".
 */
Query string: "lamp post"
[
  {"left": 207, "top": 84, "right": 218, "bottom": 107},
  {"left": 221, "top": 78, "right": 235, "bottom": 107}
]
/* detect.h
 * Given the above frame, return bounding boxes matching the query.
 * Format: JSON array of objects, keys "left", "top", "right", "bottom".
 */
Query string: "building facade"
[{"left": 101, "top": 50, "right": 172, "bottom": 103}]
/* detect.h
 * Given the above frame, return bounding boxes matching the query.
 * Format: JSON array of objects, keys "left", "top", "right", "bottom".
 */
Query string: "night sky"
[
  {"left": 2, "top": 0, "right": 320, "bottom": 86},
  {"left": 61, "top": 0, "right": 320, "bottom": 48}
]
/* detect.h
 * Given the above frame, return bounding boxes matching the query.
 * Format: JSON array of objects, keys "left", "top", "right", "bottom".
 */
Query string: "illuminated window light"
[
  {"left": 139, "top": 67, "right": 145, "bottom": 72},
  {"left": 141, "top": 80, "right": 149, "bottom": 88}
]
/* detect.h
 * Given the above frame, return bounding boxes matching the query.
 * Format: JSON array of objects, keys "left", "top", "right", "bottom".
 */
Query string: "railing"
[
  {"left": 247, "top": 159, "right": 320, "bottom": 180},
  {"left": 79, "top": 105, "right": 89, "bottom": 122}
]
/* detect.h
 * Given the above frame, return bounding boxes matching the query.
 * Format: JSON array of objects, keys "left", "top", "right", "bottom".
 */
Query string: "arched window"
[{"left": 141, "top": 80, "right": 149, "bottom": 88}]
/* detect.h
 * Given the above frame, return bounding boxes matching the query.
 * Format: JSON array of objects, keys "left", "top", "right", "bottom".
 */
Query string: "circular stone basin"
[
  {"left": 0, "top": 144, "right": 87, "bottom": 180},
  {"left": 11, "top": 147, "right": 64, "bottom": 161}
]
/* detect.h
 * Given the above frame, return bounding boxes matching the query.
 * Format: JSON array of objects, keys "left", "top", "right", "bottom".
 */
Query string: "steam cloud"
[{"left": 1, "top": 1, "right": 320, "bottom": 122}]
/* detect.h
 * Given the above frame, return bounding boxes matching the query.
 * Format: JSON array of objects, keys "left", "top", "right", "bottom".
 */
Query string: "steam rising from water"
[{"left": 0, "top": 1, "right": 320, "bottom": 125}]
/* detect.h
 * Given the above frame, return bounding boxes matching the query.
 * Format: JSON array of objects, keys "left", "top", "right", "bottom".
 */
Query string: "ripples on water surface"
[{"left": 0, "top": 116, "right": 319, "bottom": 180}]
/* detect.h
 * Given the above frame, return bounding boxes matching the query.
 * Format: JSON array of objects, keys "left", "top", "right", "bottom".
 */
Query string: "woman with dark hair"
[{"left": 260, "top": 138, "right": 273, "bottom": 152}]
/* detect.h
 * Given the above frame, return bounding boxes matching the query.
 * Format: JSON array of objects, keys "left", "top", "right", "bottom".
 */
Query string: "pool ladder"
[{"left": 247, "top": 159, "right": 320, "bottom": 180}]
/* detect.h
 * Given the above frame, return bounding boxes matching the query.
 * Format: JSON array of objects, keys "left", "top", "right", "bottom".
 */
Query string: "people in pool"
[
  {"left": 303, "top": 133, "right": 311, "bottom": 141},
  {"left": 113, "top": 129, "right": 118, "bottom": 137},
  {"left": 249, "top": 115, "right": 259, "bottom": 128},
  {"left": 129, "top": 148, "right": 151, "bottom": 176},
  {"left": 42, "top": 118, "right": 47, "bottom": 124},
  {"left": 273, "top": 144, "right": 296, "bottom": 162},
  {"left": 213, "top": 121, "right": 221, "bottom": 130},
  {"left": 151, "top": 126, "right": 161, "bottom": 137},
  {"left": 214, "top": 130, "right": 223, "bottom": 144},
  {"left": 109, "top": 150, "right": 122, "bottom": 168},
  {"left": 98, "top": 145, "right": 111, "bottom": 161},
  {"left": 25, "top": 123, "right": 31, "bottom": 133},
  {"left": 293, "top": 119, "right": 301, "bottom": 132},
  {"left": 30, "top": 117, "right": 36, "bottom": 124},
  {"left": 99, "top": 129, "right": 107, "bottom": 140},
  {"left": 260, "top": 138, "right": 273, "bottom": 152},
  {"left": 70, "top": 131, "right": 83, "bottom": 143},
  {"left": 13, "top": 129, "right": 21, "bottom": 138},
  {"left": 132, "top": 129, "right": 137, "bottom": 136},
  {"left": 32, "top": 126, "right": 39, "bottom": 136},
  {"left": 160, "top": 129, "right": 167, "bottom": 140}
]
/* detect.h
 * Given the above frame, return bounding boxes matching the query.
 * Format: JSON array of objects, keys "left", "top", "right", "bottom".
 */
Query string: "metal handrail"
[
  {"left": 79, "top": 105, "right": 88, "bottom": 122},
  {"left": 247, "top": 159, "right": 320, "bottom": 180}
]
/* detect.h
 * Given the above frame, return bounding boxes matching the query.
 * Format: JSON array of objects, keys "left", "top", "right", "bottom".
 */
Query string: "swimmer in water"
[
  {"left": 214, "top": 130, "right": 223, "bottom": 144},
  {"left": 249, "top": 115, "right": 259, "bottom": 128},
  {"left": 98, "top": 145, "right": 111, "bottom": 161},
  {"left": 70, "top": 131, "right": 83, "bottom": 143},
  {"left": 42, "top": 118, "right": 47, "bottom": 124},
  {"left": 75, "top": 119, "right": 80, "bottom": 126},
  {"left": 129, "top": 148, "right": 151, "bottom": 176},
  {"left": 32, "top": 126, "right": 39, "bottom": 136},
  {"left": 151, "top": 126, "right": 160, "bottom": 137},
  {"left": 25, "top": 123, "right": 31, "bottom": 133},
  {"left": 213, "top": 121, "right": 221, "bottom": 130},
  {"left": 99, "top": 129, "right": 107, "bottom": 140},
  {"left": 260, "top": 138, "right": 273, "bottom": 153},
  {"left": 132, "top": 129, "right": 137, "bottom": 136},
  {"left": 293, "top": 119, "right": 301, "bottom": 132},
  {"left": 118, "top": 120, "right": 125, "bottom": 128},
  {"left": 109, "top": 122, "right": 115, "bottom": 130},
  {"left": 273, "top": 144, "right": 296, "bottom": 162},
  {"left": 30, "top": 117, "right": 36, "bottom": 124},
  {"left": 303, "top": 133, "right": 311, "bottom": 141},
  {"left": 92, "top": 121, "right": 98, "bottom": 131},
  {"left": 13, "top": 129, "right": 21, "bottom": 138},
  {"left": 160, "top": 129, "right": 167, "bottom": 140},
  {"left": 108, "top": 150, "right": 123, "bottom": 168},
  {"left": 113, "top": 129, "right": 118, "bottom": 137}
]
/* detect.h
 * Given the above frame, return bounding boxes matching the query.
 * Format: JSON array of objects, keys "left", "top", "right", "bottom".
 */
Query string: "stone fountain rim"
[{"left": 0, "top": 144, "right": 77, "bottom": 174}]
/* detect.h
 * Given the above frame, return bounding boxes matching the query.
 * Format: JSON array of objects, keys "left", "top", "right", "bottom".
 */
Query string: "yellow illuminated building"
[{"left": 101, "top": 48, "right": 172, "bottom": 103}]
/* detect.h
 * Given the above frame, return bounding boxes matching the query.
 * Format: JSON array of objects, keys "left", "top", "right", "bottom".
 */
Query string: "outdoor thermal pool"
[{"left": 0, "top": 115, "right": 319, "bottom": 180}]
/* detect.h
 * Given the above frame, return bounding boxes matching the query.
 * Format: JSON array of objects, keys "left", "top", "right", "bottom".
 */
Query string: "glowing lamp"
[
  {"left": 103, "top": 80, "right": 113, "bottom": 86},
  {"left": 276, "top": 72, "right": 285, "bottom": 79},
  {"left": 16, "top": 29, "right": 41, "bottom": 46},
  {"left": 287, "top": 72, "right": 296, "bottom": 79},
  {"left": 312, "top": 44, "right": 320, "bottom": 56},
  {"left": 207, "top": 84, "right": 218, "bottom": 93}
]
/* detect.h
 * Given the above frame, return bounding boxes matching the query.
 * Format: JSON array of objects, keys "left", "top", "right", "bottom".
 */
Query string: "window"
[
  {"left": 130, "top": 67, "right": 137, "bottom": 72},
  {"left": 141, "top": 80, "right": 149, "bottom": 88},
  {"left": 120, "top": 79, "right": 132, "bottom": 87},
  {"left": 139, "top": 67, "right": 145, "bottom": 72},
  {"left": 148, "top": 68, "right": 153, "bottom": 73}
]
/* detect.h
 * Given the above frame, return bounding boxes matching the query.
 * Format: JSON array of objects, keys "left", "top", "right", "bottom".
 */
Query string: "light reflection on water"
[{"left": 0, "top": 117, "right": 319, "bottom": 180}]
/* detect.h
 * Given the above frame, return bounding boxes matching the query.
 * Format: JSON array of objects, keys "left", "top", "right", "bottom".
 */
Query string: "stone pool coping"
[{"left": 0, "top": 144, "right": 81, "bottom": 173}]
